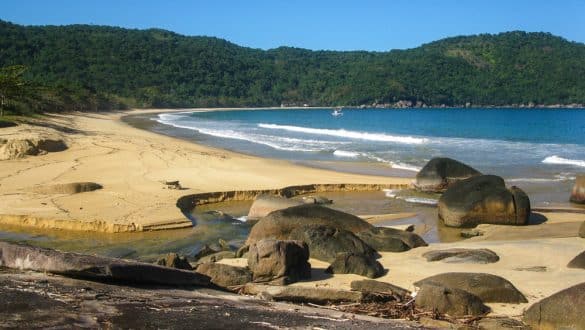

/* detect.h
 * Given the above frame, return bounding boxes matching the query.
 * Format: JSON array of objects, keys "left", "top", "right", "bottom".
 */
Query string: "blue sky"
[{"left": 1, "top": 0, "right": 584, "bottom": 51}]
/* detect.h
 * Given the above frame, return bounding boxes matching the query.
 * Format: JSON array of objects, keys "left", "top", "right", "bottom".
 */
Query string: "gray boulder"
[
  {"left": 247, "top": 194, "right": 302, "bottom": 220},
  {"left": 247, "top": 239, "right": 311, "bottom": 285},
  {"left": 288, "top": 225, "right": 377, "bottom": 263},
  {"left": 156, "top": 253, "right": 193, "bottom": 270},
  {"left": 415, "top": 283, "right": 489, "bottom": 317},
  {"left": 438, "top": 175, "right": 531, "bottom": 227},
  {"left": 0, "top": 242, "right": 209, "bottom": 286},
  {"left": 325, "top": 252, "right": 385, "bottom": 279},
  {"left": 524, "top": 282, "right": 585, "bottom": 330},
  {"left": 414, "top": 157, "right": 481, "bottom": 192},
  {"left": 567, "top": 250, "right": 585, "bottom": 269},
  {"left": 422, "top": 248, "right": 499, "bottom": 264},
  {"left": 246, "top": 204, "right": 372, "bottom": 244},
  {"left": 350, "top": 279, "right": 410, "bottom": 297},
  {"left": 194, "top": 263, "right": 252, "bottom": 289},
  {"left": 570, "top": 175, "right": 585, "bottom": 204},
  {"left": 356, "top": 226, "right": 427, "bottom": 252},
  {"left": 414, "top": 272, "right": 527, "bottom": 303}
]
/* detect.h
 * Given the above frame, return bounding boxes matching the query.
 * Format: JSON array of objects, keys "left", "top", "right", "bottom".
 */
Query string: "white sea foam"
[
  {"left": 506, "top": 178, "right": 559, "bottom": 183},
  {"left": 383, "top": 189, "right": 399, "bottom": 198},
  {"left": 398, "top": 197, "right": 438, "bottom": 205},
  {"left": 258, "top": 123, "right": 427, "bottom": 144},
  {"left": 542, "top": 155, "right": 585, "bottom": 168},
  {"left": 333, "top": 150, "right": 360, "bottom": 158},
  {"left": 236, "top": 216, "right": 248, "bottom": 222}
]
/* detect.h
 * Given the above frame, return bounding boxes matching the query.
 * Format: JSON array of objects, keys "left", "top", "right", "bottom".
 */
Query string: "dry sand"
[{"left": 0, "top": 109, "right": 411, "bottom": 232}]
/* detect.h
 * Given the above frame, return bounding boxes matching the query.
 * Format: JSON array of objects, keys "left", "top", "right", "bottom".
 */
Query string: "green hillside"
[{"left": 1, "top": 19, "right": 584, "bottom": 111}]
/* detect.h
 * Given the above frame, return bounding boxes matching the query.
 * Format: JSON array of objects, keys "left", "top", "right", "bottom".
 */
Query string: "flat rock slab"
[
  {"left": 422, "top": 248, "right": 500, "bottom": 264},
  {"left": 242, "top": 283, "right": 364, "bottom": 304},
  {"left": 414, "top": 272, "right": 527, "bottom": 303},
  {"left": 0, "top": 242, "right": 209, "bottom": 286},
  {"left": 524, "top": 282, "right": 585, "bottom": 330}
]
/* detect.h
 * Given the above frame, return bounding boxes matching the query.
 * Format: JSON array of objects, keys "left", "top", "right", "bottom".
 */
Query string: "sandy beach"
[{"left": 0, "top": 109, "right": 411, "bottom": 232}]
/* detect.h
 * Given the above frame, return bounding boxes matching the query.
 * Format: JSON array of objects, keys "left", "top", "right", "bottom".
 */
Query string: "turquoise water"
[{"left": 155, "top": 108, "right": 585, "bottom": 185}]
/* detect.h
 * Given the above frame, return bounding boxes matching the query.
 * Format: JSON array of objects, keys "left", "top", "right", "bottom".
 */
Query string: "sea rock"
[
  {"left": 288, "top": 225, "right": 377, "bottom": 263},
  {"left": 247, "top": 239, "right": 311, "bottom": 285},
  {"left": 414, "top": 157, "right": 481, "bottom": 192},
  {"left": 415, "top": 283, "right": 489, "bottom": 317},
  {"left": 0, "top": 241, "right": 209, "bottom": 286},
  {"left": 32, "top": 182, "right": 103, "bottom": 194},
  {"left": 194, "top": 263, "right": 252, "bottom": 289},
  {"left": 567, "top": 250, "right": 585, "bottom": 269},
  {"left": 422, "top": 248, "right": 499, "bottom": 264},
  {"left": 242, "top": 283, "right": 364, "bottom": 304},
  {"left": 246, "top": 204, "right": 372, "bottom": 244},
  {"left": 414, "top": 272, "right": 527, "bottom": 303},
  {"left": 570, "top": 175, "right": 585, "bottom": 204},
  {"left": 247, "top": 194, "right": 302, "bottom": 220},
  {"left": 356, "top": 226, "right": 427, "bottom": 252},
  {"left": 301, "top": 195, "right": 333, "bottom": 205},
  {"left": 325, "top": 252, "right": 385, "bottom": 279},
  {"left": 438, "top": 175, "right": 531, "bottom": 227},
  {"left": 195, "top": 251, "right": 235, "bottom": 264},
  {"left": 156, "top": 253, "right": 193, "bottom": 270},
  {"left": 350, "top": 279, "right": 410, "bottom": 297},
  {"left": 524, "top": 282, "right": 585, "bottom": 330},
  {"left": 579, "top": 221, "right": 585, "bottom": 238}
]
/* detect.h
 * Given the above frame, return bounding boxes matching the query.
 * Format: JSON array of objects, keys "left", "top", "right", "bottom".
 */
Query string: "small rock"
[
  {"left": 301, "top": 195, "right": 332, "bottom": 205},
  {"left": 415, "top": 283, "right": 489, "bottom": 317},
  {"left": 194, "top": 263, "right": 252, "bottom": 290},
  {"left": 460, "top": 228, "right": 484, "bottom": 238},
  {"left": 325, "top": 252, "right": 385, "bottom": 279},
  {"left": 156, "top": 253, "right": 192, "bottom": 270},
  {"left": 195, "top": 251, "right": 235, "bottom": 264},
  {"left": 350, "top": 279, "right": 410, "bottom": 297},
  {"left": 422, "top": 248, "right": 499, "bottom": 264},
  {"left": 356, "top": 226, "right": 427, "bottom": 252}
]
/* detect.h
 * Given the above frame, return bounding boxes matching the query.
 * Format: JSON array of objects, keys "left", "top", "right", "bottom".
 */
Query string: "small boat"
[{"left": 331, "top": 107, "right": 343, "bottom": 117}]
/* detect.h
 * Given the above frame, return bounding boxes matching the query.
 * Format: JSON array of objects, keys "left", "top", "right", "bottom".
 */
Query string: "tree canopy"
[{"left": 1, "top": 20, "right": 584, "bottom": 112}]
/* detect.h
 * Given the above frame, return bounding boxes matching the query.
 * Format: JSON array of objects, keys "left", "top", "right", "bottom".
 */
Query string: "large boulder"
[
  {"left": 414, "top": 157, "right": 481, "bottom": 192},
  {"left": 247, "top": 239, "right": 311, "bottom": 285},
  {"left": 567, "top": 250, "right": 585, "bottom": 269},
  {"left": 194, "top": 263, "right": 252, "bottom": 289},
  {"left": 438, "top": 175, "right": 531, "bottom": 227},
  {"left": 288, "top": 225, "right": 377, "bottom": 263},
  {"left": 414, "top": 272, "right": 527, "bottom": 303},
  {"left": 246, "top": 204, "right": 372, "bottom": 244},
  {"left": 570, "top": 175, "right": 585, "bottom": 204},
  {"left": 247, "top": 194, "right": 302, "bottom": 220},
  {"left": 325, "top": 252, "right": 385, "bottom": 279},
  {"left": 415, "top": 283, "right": 489, "bottom": 317},
  {"left": 156, "top": 253, "right": 193, "bottom": 270},
  {"left": 524, "top": 282, "right": 585, "bottom": 330},
  {"left": 356, "top": 227, "right": 427, "bottom": 252},
  {"left": 422, "top": 248, "right": 499, "bottom": 264},
  {"left": 0, "top": 242, "right": 209, "bottom": 286}
]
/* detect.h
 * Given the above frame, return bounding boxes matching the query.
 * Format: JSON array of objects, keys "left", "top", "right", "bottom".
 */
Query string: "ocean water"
[{"left": 154, "top": 108, "right": 585, "bottom": 183}]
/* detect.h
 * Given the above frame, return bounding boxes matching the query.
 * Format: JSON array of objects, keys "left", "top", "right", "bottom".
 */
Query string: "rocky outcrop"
[
  {"left": 32, "top": 182, "right": 103, "bottom": 194},
  {"left": 247, "top": 239, "right": 311, "bottom": 285},
  {"left": 156, "top": 253, "right": 192, "bottom": 270},
  {"left": 524, "top": 282, "right": 585, "bottom": 330},
  {"left": 242, "top": 283, "right": 364, "bottom": 304},
  {"left": 0, "top": 136, "right": 67, "bottom": 160},
  {"left": 247, "top": 194, "right": 303, "bottom": 220},
  {"left": 414, "top": 272, "right": 527, "bottom": 303},
  {"left": 350, "top": 279, "right": 410, "bottom": 297},
  {"left": 414, "top": 157, "right": 481, "bottom": 192},
  {"left": 570, "top": 175, "right": 585, "bottom": 204},
  {"left": 246, "top": 204, "right": 372, "bottom": 244},
  {"left": 567, "top": 251, "right": 585, "bottom": 269},
  {"left": 194, "top": 263, "right": 252, "bottom": 289},
  {"left": 325, "top": 253, "right": 385, "bottom": 279},
  {"left": 0, "top": 242, "right": 209, "bottom": 286},
  {"left": 422, "top": 248, "right": 499, "bottom": 264},
  {"left": 438, "top": 175, "right": 531, "bottom": 227},
  {"left": 415, "top": 283, "right": 489, "bottom": 317},
  {"left": 356, "top": 227, "right": 427, "bottom": 252},
  {"left": 288, "top": 225, "right": 377, "bottom": 263}
]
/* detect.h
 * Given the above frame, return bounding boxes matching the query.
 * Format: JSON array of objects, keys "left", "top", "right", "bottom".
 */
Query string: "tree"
[{"left": 0, "top": 65, "right": 27, "bottom": 116}]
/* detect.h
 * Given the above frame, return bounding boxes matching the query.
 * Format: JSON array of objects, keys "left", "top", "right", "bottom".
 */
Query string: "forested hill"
[{"left": 1, "top": 19, "right": 585, "bottom": 110}]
